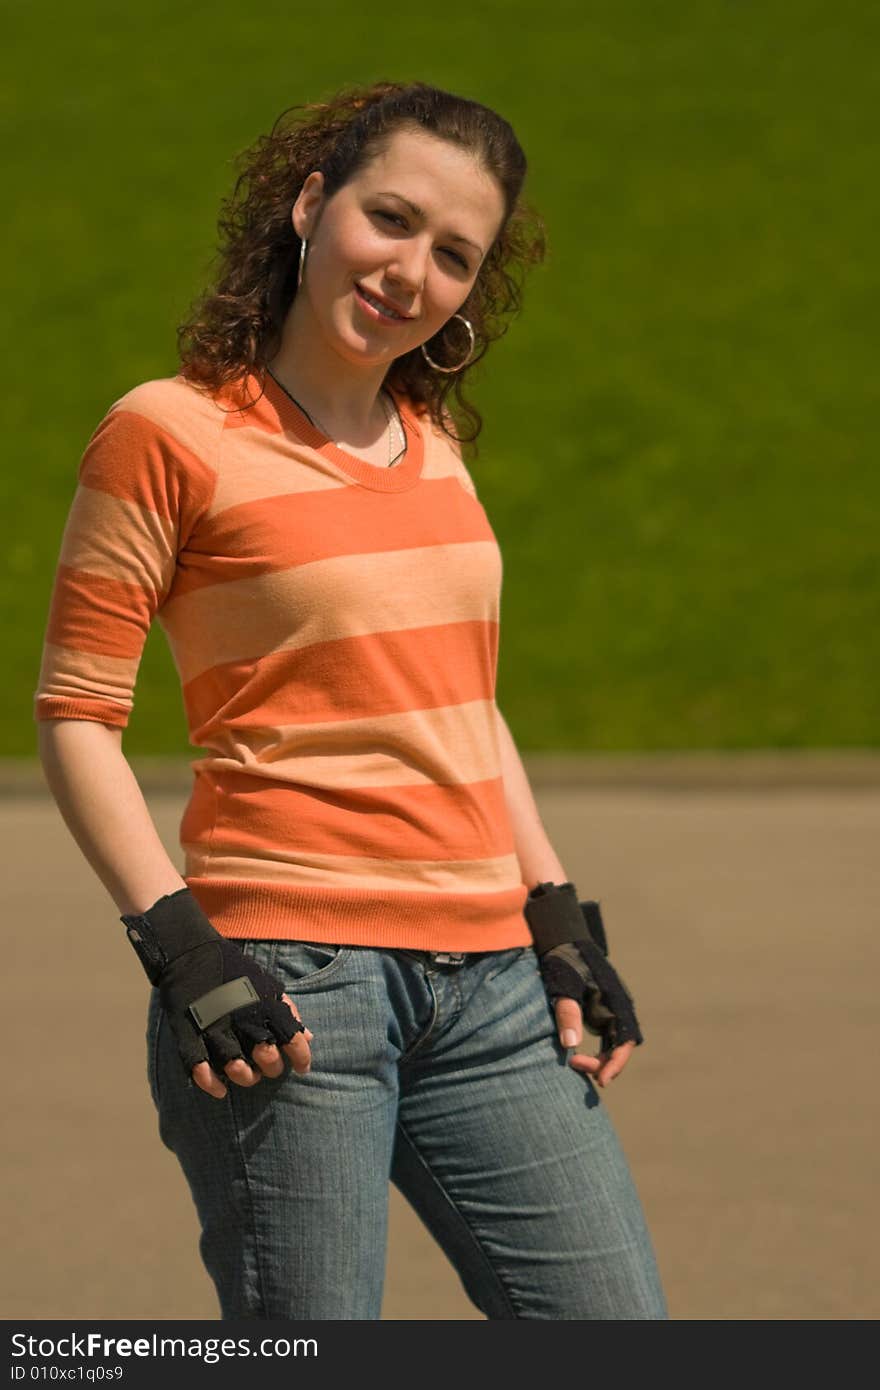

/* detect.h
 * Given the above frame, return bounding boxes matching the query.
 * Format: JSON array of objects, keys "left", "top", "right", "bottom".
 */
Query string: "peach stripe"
[
  {"left": 210, "top": 426, "right": 354, "bottom": 510},
  {"left": 181, "top": 846, "right": 522, "bottom": 893},
  {"left": 188, "top": 696, "right": 502, "bottom": 789},
  {"left": 162, "top": 540, "right": 501, "bottom": 683},
  {"left": 35, "top": 639, "right": 140, "bottom": 700},
  {"left": 58, "top": 487, "right": 175, "bottom": 590},
  {"left": 105, "top": 378, "right": 224, "bottom": 468},
  {"left": 208, "top": 416, "right": 475, "bottom": 513}
]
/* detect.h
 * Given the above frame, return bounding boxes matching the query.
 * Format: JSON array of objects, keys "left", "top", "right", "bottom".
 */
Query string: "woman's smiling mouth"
[{"left": 354, "top": 283, "right": 413, "bottom": 323}]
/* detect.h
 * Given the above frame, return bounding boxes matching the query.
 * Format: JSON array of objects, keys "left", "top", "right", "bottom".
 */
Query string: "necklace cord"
[{"left": 266, "top": 368, "right": 407, "bottom": 467}]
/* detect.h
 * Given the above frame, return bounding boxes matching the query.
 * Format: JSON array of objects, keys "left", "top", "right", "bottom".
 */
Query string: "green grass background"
[{"left": 3, "top": 0, "right": 877, "bottom": 754}]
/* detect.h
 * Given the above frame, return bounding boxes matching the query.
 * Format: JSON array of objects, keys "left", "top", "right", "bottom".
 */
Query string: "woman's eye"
[{"left": 374, "top": 211, "right": 468, "bottom": 270}]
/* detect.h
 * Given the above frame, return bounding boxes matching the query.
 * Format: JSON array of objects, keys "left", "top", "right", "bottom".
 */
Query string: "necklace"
[
  {"left": 376, "top": 388, "right": 408, "bottom": 467},
  {"left": 266, "top": 368, "right": 407, "bottom": 467}
]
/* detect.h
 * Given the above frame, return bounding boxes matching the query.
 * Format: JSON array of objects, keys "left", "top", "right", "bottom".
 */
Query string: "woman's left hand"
[{"left": 554, "top": 997, "right": 636, "bottom": 1086}]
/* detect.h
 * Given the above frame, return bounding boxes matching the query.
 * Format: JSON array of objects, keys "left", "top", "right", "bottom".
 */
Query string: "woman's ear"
[{"left": 291, "top": 170, "right": 325, "bottom": 241}]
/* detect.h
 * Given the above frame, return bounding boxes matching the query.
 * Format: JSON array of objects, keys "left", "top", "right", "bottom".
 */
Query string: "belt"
[{"left": 393, "top": 948, "right": 469, "bottom": 967}]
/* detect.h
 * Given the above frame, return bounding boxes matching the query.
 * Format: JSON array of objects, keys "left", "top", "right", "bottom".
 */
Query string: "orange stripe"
[
  {"left": 34, "top": 695, "right": 129, "bottom": 727},
  {"left": 171, "top": 473, "right": 492, "bottom": 597},
  {"left": 80, "top": 408, "right": 215, "bottom": 519},
  {"left": 187, "top": 767, "right": 515, "bottom": 863},
  {"left": 183, "top": 621, "right": 498, "bottom": 736},
  {"left": 45, "top": 566, "right": 153, "bottom": 658},
  {"left": 185, "top": 877, "right": 532, "bottom": 951}
]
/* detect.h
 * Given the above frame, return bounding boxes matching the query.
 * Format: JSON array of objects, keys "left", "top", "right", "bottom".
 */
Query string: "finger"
[
  {"left": 225, "top": 1056, "right": 262, "bottom": 1086},
  {"left": 277, "top": 994, "right": 312, "bottom": 1075},
  {"left": 250, "top": 1040, "right": 285, "bottom": 1078},
  {"left": 569, "top": 1048, "right": 616, "bottom": 1086},
  {"left": 233, "top": 1003, "right": 298, "bottom": 1080},
  {"left": 282, "top": 993, "right": 314, "bottom": 1042},
  {"left": 597, "top": 1041, "right": 636, "bottom": 1085},
  {"left": 282, "top": 1031, "right": 312, "bottom": 1075},
  {"left": 574, "top": 1042, "right": 636, "bottom": 1086},
  {"left": 191, "top": 1060, "right": 228, "bottom": 1100},
  {"left": 553, "top": 996, "right": 583, "bottom": 1048},
  {"left": 570, "top": 1051, "right": 603, "bottom": 1076}
]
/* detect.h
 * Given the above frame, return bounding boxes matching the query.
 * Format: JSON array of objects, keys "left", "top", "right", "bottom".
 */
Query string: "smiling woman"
[
  {"left": 176, "top": 80, "right": 547, "bottom": 450},
  {"left": 35, "top": 78, "right": 668, "bottom": 1323},
  {"left": 259, "top": 122, "right": 511, "bottom": 449}
]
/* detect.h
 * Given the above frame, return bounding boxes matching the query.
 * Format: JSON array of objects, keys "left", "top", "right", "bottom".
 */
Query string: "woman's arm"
[
  {"left": 494, "top": 703, "right": 569, "bottom": 890},
  {"left": 37, "top": 719, "right": 188, "bottom": 916},
  {"left": 38, "top": 718, "right": 313, "bottom": 1096}
]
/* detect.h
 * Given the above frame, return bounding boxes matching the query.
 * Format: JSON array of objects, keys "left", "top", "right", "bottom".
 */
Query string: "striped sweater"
[{"left": 34, "top": 371, "right": 532, "bottom": 951}]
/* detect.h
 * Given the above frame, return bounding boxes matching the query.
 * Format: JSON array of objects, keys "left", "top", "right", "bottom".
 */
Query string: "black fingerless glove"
[
  {"left": 121, "top": 887, "right": 304, "bottom": 1079},
  {"left": 524, "top": 881, "right": 644, "bottom": 1050}
]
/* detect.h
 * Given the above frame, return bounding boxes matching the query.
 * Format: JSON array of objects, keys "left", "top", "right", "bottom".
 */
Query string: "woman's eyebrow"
[{"left": 374, "top": 190, "right": 483, "bottom": 255}]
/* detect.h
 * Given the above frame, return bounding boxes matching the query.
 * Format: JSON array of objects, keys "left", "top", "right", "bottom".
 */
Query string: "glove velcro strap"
[
  {"left": 121, "top": 887, "right": 220, "bottom": 982},
  {"left": 524, "top": 881, "right": 587, "bottom": 954},
  {"left": 188, "top": 976, "right": 261, "bottom": 1031},
  {"left": 581, "top": 900, "right": 609, "bottom": 956}
]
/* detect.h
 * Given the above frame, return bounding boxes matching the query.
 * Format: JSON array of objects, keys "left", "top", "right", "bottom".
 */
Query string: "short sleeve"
[
  {"left": 33, "top": 404, "right": 217, "bottom": 729},
  {"left": 436, "top": 408, "right": 479, "bottom": 499},
  {"left": 456, "top": 458, "right": 479, "bottom": 499}
]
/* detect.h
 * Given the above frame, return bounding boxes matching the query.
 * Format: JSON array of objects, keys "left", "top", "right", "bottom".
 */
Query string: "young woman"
[{"left": 34, "top": 80, "right": 668, "bottom": 1320}]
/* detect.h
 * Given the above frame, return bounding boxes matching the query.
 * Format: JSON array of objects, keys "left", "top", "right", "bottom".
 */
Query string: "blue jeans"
[{"left": 146, "top": 940, "right": 668, "bottom": 1320}]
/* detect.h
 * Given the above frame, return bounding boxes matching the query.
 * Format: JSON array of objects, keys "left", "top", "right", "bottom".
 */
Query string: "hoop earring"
[
  {"left": 420, "top": 314, "right": 476, "bottom": 374},
  {"left": 297, "top": 237, "right": 308, "bottom": 290}
]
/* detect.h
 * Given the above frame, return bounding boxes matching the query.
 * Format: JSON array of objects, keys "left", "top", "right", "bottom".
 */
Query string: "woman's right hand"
[
  {"left": 192, "top": 992, "right": 314, "bottom": 1099},
  {"left": 121, "top": 887, "right": 317, "bottom": 1101}
]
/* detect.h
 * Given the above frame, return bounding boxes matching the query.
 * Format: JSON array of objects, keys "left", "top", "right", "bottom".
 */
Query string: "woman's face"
[{"left": 290, "top": 127, "right": 507, "bottom": 368}]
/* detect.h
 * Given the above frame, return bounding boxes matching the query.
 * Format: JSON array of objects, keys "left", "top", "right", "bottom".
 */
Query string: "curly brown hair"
[{"left": 176, "top": 79, "right": 547, "bottom": 452}]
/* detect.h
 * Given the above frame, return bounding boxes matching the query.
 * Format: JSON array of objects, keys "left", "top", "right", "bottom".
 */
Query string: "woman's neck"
[{"left": 269, "top": 298, "right": 393, "bottom": 444}]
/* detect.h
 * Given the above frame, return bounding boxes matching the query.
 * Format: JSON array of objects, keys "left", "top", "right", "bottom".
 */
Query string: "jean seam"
[
  {"left": 227, "top": 1090, "right": 268, "bottom": 1318},
  {"left": 393, "top": 1117, "right": 521, "bottom": 1320},
  {"left": 398, "top": 969, "right": 439, "bottom": 1062}
]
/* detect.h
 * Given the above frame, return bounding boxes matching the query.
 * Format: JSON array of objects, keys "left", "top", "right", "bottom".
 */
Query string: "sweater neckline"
[{"left": 259, "top": 370, "right": 425, "bottom": 493}]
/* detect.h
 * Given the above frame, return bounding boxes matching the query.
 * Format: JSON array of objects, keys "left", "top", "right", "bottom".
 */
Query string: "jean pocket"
[
  {"left": 241, "top": 939, "right": 351, "bottom": 995},
  {"left": 478, "top": 944, "right": 531, "bottom": 989}
]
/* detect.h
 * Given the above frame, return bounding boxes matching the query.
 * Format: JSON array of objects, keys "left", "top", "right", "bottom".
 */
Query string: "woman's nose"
[{"left": 385, "top": 239, "right": 429, "bottom": 294}]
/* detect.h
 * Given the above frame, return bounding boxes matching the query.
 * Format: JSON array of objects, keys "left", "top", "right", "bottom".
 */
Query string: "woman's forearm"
[
  {"left": 37, "top": 719, "right": 188, "bottom": 916},
  {"left": 494, "top": 703, "right": 570, "bottom": 890}
]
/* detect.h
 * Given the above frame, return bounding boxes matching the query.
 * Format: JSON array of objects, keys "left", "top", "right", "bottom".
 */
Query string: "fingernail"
[{"left": 561, "top": 1029, "right": 578, "bottom": 1047}]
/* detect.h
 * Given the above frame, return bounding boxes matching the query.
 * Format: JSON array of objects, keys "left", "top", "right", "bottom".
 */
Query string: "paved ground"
[{"left": 3, "top": 755, "right": 878, "bottom": 1320}]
